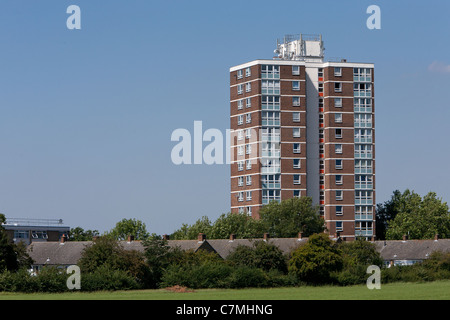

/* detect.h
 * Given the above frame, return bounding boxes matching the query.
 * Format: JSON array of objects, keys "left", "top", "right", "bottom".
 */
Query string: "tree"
[
  {"left": 0, "top": 214, "right": 19, "bottom": 271},
  {"left": 385, "top": 190, "right": 450, "bottom": 240},
  {"left": 288, "top": 233, "right": 343, "bottom": 284},
  {"left": 68, "top": 227, "right": 99, "bottom": 241},
  {"left": 142, "top": 237, "right": 184, "bottom": 288},
  {"left": 259, "top": 197, "right": 325, "bottom": 238},
  {"left": 209, "top": 213, "right": 265, "bottom": 239},
  {"left": 339, "top": 238, "right": 382, "bottom": 268},
  {"left": 171, "top": 216, "right": 213, "bottom": 240},
  {"left": 78, "top": 236, "right": 126, "bottom": 273},
  {"left": 77, "top": 236, "right": 151, "bottom": 287},
  {"left": 375, "top": 190, "right": 403, "bottom": 240},
  {"left": 226, "top": 240, "right": 288, "bottom": 273},
  {"left": 108, "top": 218, "right": 150, "bottom": 241}
]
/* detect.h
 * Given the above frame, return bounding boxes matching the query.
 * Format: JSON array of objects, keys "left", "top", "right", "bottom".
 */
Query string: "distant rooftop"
[
  {"left": 2, "top": 218, "right": 66, "bottom": 227},
  {"left": 274, "top": 33, "right": 324, "bottom": 62}
]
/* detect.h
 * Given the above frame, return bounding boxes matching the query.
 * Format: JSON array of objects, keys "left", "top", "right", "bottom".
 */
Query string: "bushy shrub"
[
  {"left": 161, "top": 262, "right": 233, "bottom": 289},
  {"left": 226, "top": 266, "right": 268, "bottom": 289},
  {"left": 332, "top": 264, "right": 368, "bottom": 286},
  {"left": 289, "top": 233, "right": 343, "bottom": 284},
  {"left": 80, "top": 265, "right": 140, "bottom": 291},
  {"left": 33, "top": 267, "right": 68, "bottom": 292},
  {"left": 0, "top": 268, "right": 67, "bottom": 293},
  {"left": 226, "top": 241, "right": 288, "bottom": 273}
]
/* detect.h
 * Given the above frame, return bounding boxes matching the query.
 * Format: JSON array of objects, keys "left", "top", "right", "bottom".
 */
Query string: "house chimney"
[
  {"left": 435, "top": 234, "right": 439, "bottom": 241},
  {"left": 163, "top": 234, "right": 170, "bottom": 241},
  {"left": 402, "top": 234, "right": 408, "bottom": 241},
  {"left": 60, "top": 234, "right": 66, "bottom": 244},
  {"left": 263, "top": 233, "right": 269, "bottom": 241},
  {"left": 198, "top": 233, "right": 206, "bottom": 242},
  {"left": 229, "top": 234, "right": 236, "bottom": 241},
  {"left": 298, "top": 232, "right": 303, "bottom": 240},
  {"left": 127, "top": 235, "right": 135, "bottom": 242}
]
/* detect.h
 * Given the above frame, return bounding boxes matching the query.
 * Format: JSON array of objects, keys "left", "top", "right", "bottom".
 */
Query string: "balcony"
[
  {"left": 355, "top": 182, "right": 373, "bottom": 190},
  {"left": 355, "top": 152, "right": 373, "bottom": 159},
  {"left": 354, "top": 121, "right": 372, "bottom": 129},
  {"left": 355, "top": 199, "right": 373, "bottom": 206},
  {"left": 355, "top": 167, "right": 373, "bottom": 174},
  {"left": 262, "top": 119, "right": 280, "bottom": 127},
  {"left": 353, "top": 76, "right": 372, "bottom": 82},
  {"left": 354, "top": 136, "right": 373, "bottom": 143},
  {"left": 261, "top": 73, "right": 280, "bottom": 80}
]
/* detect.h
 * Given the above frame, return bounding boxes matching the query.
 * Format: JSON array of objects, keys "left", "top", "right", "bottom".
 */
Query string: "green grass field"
[{"left": 1, "top": 280, "right": 449, "bottom": 300}]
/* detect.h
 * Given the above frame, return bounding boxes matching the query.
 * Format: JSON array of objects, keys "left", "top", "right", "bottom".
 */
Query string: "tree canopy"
[
  {"left": 259, "top": 197, "right": 325, "bottom": 238},
  {"left": 382, "top": 190, "right": 450, "bottom": 240},
  {"left": 107, "top": 218, "right": 150, "bottom": 241}
]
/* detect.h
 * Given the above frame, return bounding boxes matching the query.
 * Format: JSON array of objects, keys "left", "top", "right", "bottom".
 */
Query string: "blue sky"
[{"left": 0, "top": 0, "right": 449, "bottom": 235}]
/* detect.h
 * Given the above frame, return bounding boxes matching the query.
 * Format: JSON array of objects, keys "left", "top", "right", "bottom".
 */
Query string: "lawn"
[{"left": 1, "top": 280, "right": 450, "bottom": 300}]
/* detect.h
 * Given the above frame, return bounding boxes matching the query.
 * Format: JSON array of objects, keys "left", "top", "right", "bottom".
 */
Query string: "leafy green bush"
[
  {"left": 226, "top": 241, "right": 288, "bottom": 273},
  {"left": 161, "top": 262, "right": 233, "bottom": 289},
  {"left": 0, "top": 268, "right": 67, "bottom": 293},
  {"left": 289, "top": 233, "right": 343, "bottom": 284},
  {"left": 80, "top": 265, "right": 140, "bottom": 291},
  {"left": 226, "top": 266, "right": 267, "bottom": 289}
]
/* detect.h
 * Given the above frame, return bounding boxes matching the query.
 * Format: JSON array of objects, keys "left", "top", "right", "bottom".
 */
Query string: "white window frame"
[
  {"left": 334, "top": 67, "right": 342, "bottom": 77},
  {"left": 245, "top": 128, "right": 252, "bottom": 139},
  {"left": 246, "top": 144, "right": 251, "bottom": 155},
  {"left": 237, "top": 84, "right": 243, "bottom": 95},
  {"left": 237, "top": 99, "right": 244, "bottom": 110}
]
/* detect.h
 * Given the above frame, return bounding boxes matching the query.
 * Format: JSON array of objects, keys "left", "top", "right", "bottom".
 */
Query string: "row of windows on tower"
[
  {"left": 236, "top": 66, "right": 371, "bottom": 82},
  {"left": 235, "top": 96, "right": 372, "bottom": 112}
]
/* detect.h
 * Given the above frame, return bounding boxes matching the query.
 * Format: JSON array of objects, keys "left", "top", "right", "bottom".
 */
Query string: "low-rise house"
[
  {"left": 374, "top": 236, "right": 450, "bottom": 267},
  {"left": 26, "top": 233, "right": 450, "bottom": 271}
]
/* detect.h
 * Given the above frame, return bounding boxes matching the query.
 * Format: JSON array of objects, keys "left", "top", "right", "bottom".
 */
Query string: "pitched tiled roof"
[
  {"left": 28, "top": 241, "right": 90, "bottom": 266},
  {"left": 373, "top": 239, "right": 450, "bottom": 261},
  {"left": 26, "top": 237, "right": 450, "bottom": 266}
]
